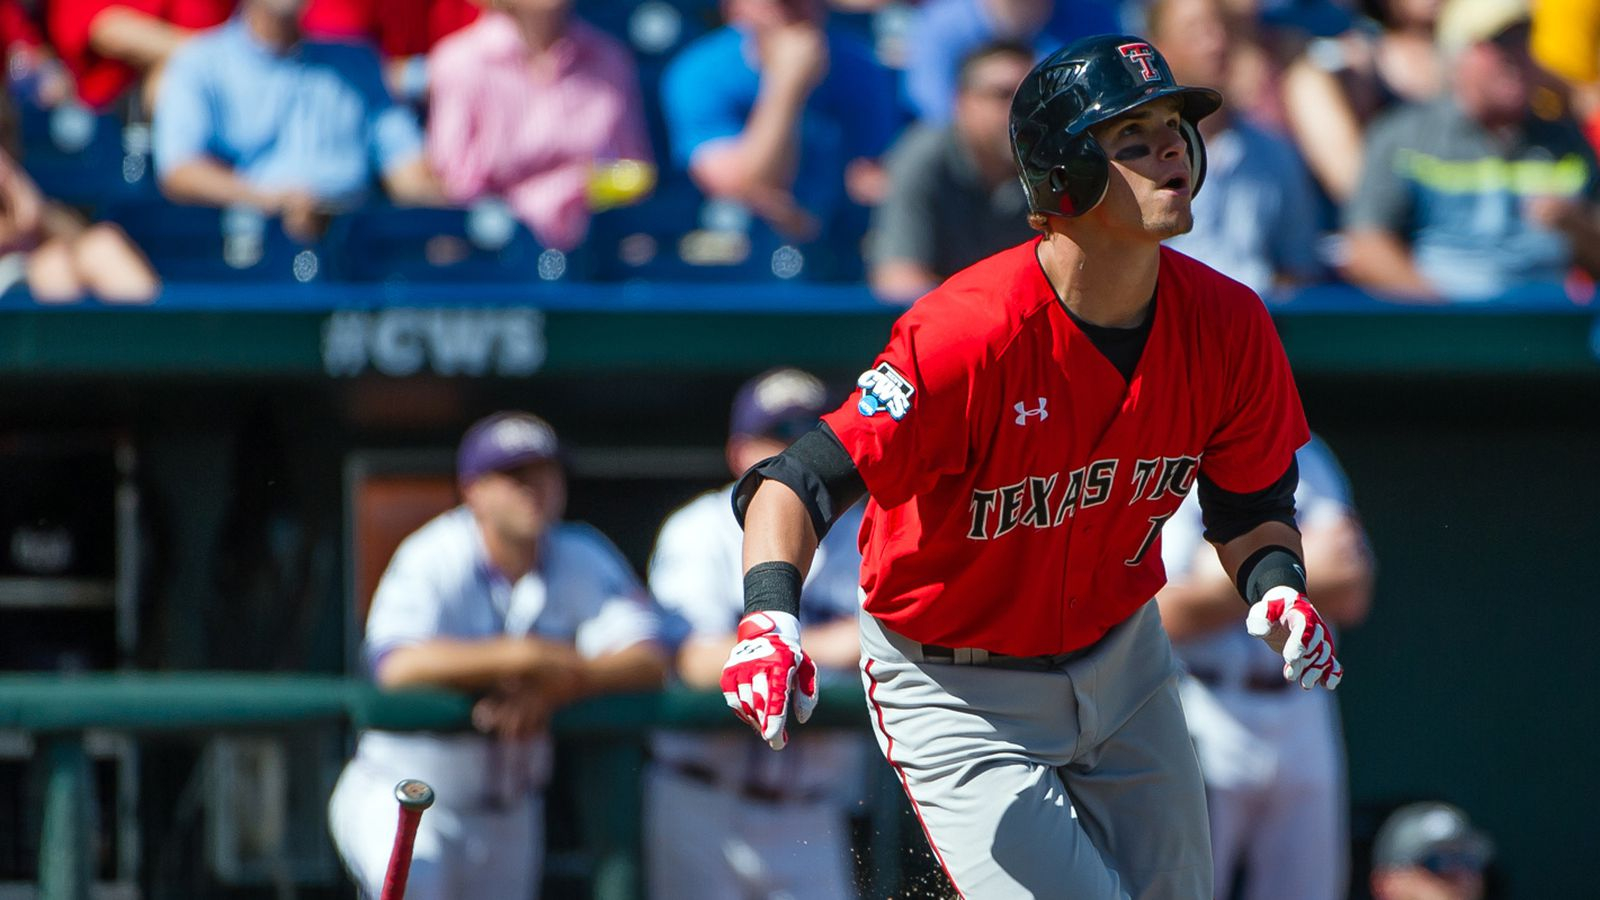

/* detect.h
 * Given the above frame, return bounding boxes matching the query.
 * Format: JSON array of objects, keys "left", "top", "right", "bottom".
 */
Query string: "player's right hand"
[
  {"left": 720, "top": 610, "right": 818, "bottom": 750},
  {"left": 1245, "top": 587, "right": 1343, "bottom": 691}
]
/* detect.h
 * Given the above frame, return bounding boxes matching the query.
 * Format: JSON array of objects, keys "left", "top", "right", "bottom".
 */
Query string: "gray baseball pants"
[{"left": 858, "top": 600, "right": 1212, "bottom": 899}]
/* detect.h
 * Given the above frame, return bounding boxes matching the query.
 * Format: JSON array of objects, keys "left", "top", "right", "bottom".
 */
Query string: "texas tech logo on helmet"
[{"left": 1117, "top": 42, "right": 1160, "bottom": 81}]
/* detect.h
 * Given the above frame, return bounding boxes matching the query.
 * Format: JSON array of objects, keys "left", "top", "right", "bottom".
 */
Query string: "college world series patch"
[{"left": 857, "top": 362, "right": 915, "bottom": 421}]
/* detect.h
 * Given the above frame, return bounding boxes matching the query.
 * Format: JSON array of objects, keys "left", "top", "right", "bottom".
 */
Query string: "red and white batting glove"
[
  {"left": 1246, "top": 586, "right": 1344, "bottom": 690},
  {"left": 720, "top": 610, "right": 818, "bottom": 750}
]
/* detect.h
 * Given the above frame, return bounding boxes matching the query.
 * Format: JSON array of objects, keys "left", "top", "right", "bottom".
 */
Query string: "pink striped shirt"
[{"left": 426, "top": 13, "right": 650, "bottom": 251}]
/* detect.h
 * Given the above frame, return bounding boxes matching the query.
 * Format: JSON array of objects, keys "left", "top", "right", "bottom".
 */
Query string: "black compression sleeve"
[
  {"left": 1235, "top": 545, "right": 1308, "bottom": 605},
  {"left": 730, "top": 423, "right": 866, "bottom": 539},
  {"left": 1197, "top": 458, "right": 1299, "bottom": 545},
  {"left": 744, "top": 561, "right": 802, "bottom": 618}
]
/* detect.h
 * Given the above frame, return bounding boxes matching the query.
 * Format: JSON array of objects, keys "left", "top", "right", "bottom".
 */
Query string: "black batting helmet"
[{"left": 1010, "top": 34, "right": 1222, "bottom": 218}]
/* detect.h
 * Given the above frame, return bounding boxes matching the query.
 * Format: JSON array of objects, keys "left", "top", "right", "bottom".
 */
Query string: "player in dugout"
[{"left": 328, "top": 411, "right": 667, "bottom": 899}]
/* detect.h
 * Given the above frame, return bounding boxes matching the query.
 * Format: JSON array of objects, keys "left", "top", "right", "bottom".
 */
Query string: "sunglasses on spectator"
[{"left": 1419, "top": 850, "right": 1485, "bottom": 876}]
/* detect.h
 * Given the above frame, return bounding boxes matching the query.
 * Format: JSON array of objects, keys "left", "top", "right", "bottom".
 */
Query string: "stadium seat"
[
  {"left": 104, "top": 199, "right": 333, "bottom": 283},
  {"left": 332, "top": 203, "right": 587, "bottom": 284},
  {"left": 14, "top": 100, "right": 154, "bottom": 209}
]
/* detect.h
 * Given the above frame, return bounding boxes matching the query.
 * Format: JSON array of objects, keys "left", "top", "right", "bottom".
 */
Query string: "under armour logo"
[
  {"left": 1118, "top": 42, "right": 1160, "bottom": 82},
  {"left": 1014, "top": 398, "right": 1049, "bottom": 425}
]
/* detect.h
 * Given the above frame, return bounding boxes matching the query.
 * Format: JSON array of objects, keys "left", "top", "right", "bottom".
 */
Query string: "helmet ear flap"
[
  {"left": 1180, "top": 117, "right": 1209, "bottom": 201},
  {"left": 1054, "top": 137, "right": 1109, "bottom": 217}
]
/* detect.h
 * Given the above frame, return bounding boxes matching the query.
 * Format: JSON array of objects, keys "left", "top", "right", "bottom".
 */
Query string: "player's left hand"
[
  {"left": 1245, "top": 587, "right": 1343, "bottom": 690},
  {"left": 720, "top": 611, "right": 818, "bottom": 750}
]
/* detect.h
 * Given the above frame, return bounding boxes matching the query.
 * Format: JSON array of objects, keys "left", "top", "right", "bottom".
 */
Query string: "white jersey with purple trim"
[
  {"left": 1161, "top": 436, "right": 1355, "bottom": 900},
  {"left": 644, "top": 485, "right": 867, "bottom": 900},
  {"left": 329, "top": 507, "right": 660, "bottom": 900},
  {"left": 648, "top": 484, "right": 867, "bottom": 801}
]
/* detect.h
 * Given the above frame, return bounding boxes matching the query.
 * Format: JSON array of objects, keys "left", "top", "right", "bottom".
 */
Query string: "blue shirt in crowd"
[
  {"left": 1165, "top": 120, "right": 1322, "bottom": 298},
  {"left": 905, "top": 0, "right": 1122, "bottom": 123},
  {"left": 662, "top": 24, "right": 898, "bottom": 231},
  {"left": 1345, "top": 97, "right": 1600, "bottom": 301},
  {"left": 154, "top": 18, "right": 425, "bottom": 206}
]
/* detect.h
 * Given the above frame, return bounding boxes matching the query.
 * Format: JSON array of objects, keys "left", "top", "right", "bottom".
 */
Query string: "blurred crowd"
[{"left": 0, "top": 0, "right": 1597, "bottom": 302}]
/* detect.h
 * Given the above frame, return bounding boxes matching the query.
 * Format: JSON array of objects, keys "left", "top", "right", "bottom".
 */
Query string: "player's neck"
[
  {"left": 479, "top": 525, "right": 542, "bottom": 582},
  {"left": 1035, "top": 232, "right": 1160, "bottom": 329}
]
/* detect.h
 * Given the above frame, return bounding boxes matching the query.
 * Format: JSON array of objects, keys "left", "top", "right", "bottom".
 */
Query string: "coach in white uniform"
[
  {"left": 328, "top": 412, "right": 667, "bottom": 900},
  {"left": 645, "top": 368, "right": 867, "bottom": 900},
  {"left": 1157, "top": 435, "right": 1374, "bottom": 900}
]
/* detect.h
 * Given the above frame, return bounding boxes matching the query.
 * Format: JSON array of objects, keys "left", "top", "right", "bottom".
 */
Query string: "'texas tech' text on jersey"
[{"left": 822, "top": 240, "right": 1309, "bottom": 658}]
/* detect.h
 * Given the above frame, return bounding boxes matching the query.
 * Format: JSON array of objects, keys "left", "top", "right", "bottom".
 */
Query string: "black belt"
[
  {"left": 664, "top": 760, "right": 829, "bottom": 805},
  {"left": 920, "top": 643, "right": 1092, "bottom": 669},
  {"left": 1187, "top": 666, "right": 1291, "bottom": 693}
]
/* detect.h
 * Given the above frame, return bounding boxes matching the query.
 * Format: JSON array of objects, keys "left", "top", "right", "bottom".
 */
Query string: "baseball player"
[
  {"left": 644, "top": 367, "right": 868, "bottom": 900},
  {"left": 1157, "top": 436, "right": 1373, "bottom": 900},
  {"left": 327, "top": 412, "right": 667, "bottom": 900},
  {"left": 720, "top": 34, "right": 1345, "bottom": 899}
]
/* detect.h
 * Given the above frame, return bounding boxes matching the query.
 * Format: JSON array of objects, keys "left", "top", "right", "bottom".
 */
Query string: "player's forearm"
[
  {"left": 1154, "top": 574, "right": 1248, "bottom": 642},
  {"left": 677, "top": 634, "right": 739, "bottom": 689},
  {"left": 1301, "top": 519, "right": 1374, "bottom": 627},
  {"left": 578, "top": 642, "right": 669, "bottom": 696},
  {"left": 802, "top": 617, "right": 861, "bottom": 668},
  {"left": 374, "top": 637, "right": 552, "bottom": 691},
  {"left": 1339, "top": 229, "right": 1442, "bottom": 301},
  {"left": 741, "top": 479, "right": 819, "bottom": 579}
]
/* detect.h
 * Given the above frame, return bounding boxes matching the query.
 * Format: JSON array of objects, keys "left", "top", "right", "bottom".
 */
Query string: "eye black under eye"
[{"left": 1113, "top": 145, "right": 1151, "bottom": 161}]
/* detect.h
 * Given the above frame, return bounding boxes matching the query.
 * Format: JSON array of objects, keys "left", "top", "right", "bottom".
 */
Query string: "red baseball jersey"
[{"left": 822, "top": 239, "right": 1309, "bottom": 657}]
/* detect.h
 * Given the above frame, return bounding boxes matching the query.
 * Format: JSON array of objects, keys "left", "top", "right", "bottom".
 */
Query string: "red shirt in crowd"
[
  {"left": 822, "top": 241, "right": 1309, "bottom": 657},
  {"left": 48, "top": 0, "right": 233, "bottom": 108},
  {"left": 301, "top": 0, "right": 478, "bottom": 57}
]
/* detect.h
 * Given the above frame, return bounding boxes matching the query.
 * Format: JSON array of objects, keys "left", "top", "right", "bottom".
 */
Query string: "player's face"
[
  {"left": 466, "top": 461, "right": 566, "bottom": 545},
  {"left": 1086, "top": 97, "right": 1195, "bottom": 241}
]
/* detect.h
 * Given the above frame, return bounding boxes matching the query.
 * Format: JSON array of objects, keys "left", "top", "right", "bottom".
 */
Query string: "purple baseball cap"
[
  {"left": 457, "top": 412, "right": 562, "bottom": 484},
  {"left": 730, "top": 368, "right": 830, "bottom": 441}
]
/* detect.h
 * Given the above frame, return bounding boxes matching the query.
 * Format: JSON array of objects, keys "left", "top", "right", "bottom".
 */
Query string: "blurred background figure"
[
  {"left": 1341, "top": 0, "right": 1600, "bottom": 301},
  {"left": 46, "top": 0, "right": 234, "bottom": 111},
  {"left": 1156, "top": 436, "right": 1374, "bottom": 900},
  {"left": 867, "top": 39, "right": 1035, "bottom": 303},
  {"left": 302, "top": 0, "right": 480, "bottom": 104},
  {"left": 152, "top": 0, "right": 441, "bottom": 242},
  {"left": 645, "top": 368, "right": 867, "bottom": 900},
  {"left": 327, "top": 412, "right": 668, "bottom": 900},
  {"left": 1370, "top": 802, "right": 1494, "bottom": 900},
  {"left": 1152, "top": 0, "right": 1324, "bottom": 296},
  {"left": 1280, "top": 0, "right": 1446, "bottom": 204},
  {"left": 904, "top": 0, "right": 1120, "bottom": 124},
  {"left": 0, "top": 144, "right": 159, "bottom": 301},
  {"left": 426, "top": 0, "right": 653, "bottom": 252},
  {"left": 662, "top": 0, "right": 897, "bottom": 244}
]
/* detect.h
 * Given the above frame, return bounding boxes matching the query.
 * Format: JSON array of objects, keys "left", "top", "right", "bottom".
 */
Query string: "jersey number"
[{"left": 1124, "top": 512, "right": 1176, "bottom": 567}]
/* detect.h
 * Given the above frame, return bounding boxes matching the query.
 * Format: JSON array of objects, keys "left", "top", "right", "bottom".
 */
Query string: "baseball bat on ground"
[{"left": 379, "top": 779, "right": 435, "bottom": 900}]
